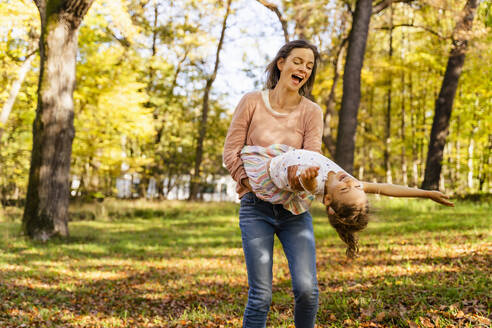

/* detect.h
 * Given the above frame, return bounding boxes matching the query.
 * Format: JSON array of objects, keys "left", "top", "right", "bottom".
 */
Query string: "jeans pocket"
[{"left": 240, "top": 192, "right": 257, "bottom": 206}]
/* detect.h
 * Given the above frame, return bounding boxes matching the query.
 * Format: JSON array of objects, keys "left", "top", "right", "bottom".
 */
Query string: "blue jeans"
[{"left": 239, "top": 192, "right": 319, "bottom": 328}]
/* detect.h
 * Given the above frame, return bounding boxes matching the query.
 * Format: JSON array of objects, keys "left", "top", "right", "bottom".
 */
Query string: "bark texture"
[
  {"left": 22, "top": 0, "right": 94, "bottom": 241},
  {"left": 334, "top": 0, "right": 372, "bottom": 173},
  {"left": 421, "top": 0, "right": 479, "bottom": 190}
]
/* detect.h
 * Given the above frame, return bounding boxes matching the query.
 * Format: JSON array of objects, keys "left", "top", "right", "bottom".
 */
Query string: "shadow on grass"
[
  {"left": 317, "top": 268, "right": 490, "bottom": 326},
  {"left": 1, "top": 200, "right": 490, "bottom": 326},
  {"left": 2, "top": 250, "right": 490, "bottom": 327},
  {"left": 1, "top": 264, "right": 247, "bottom": 326},
  {"left": 2, "top": 219, "right": 243, "bottom": 265}
]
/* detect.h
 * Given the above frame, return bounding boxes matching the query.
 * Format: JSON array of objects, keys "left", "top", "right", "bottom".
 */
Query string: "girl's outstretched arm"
[{"left": 362, "top": 182, "right": 454, "bottom": 207}]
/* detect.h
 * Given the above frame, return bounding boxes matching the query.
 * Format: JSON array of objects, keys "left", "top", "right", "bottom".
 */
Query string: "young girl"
[{"left": 241, "top": 143, "right": 454, "bottom": 258}]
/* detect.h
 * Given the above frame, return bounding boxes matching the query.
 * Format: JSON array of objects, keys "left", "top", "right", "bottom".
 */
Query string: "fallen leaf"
[
  {"left": 344, "top": 318, "right": 354, "bottom": 326},
  {"left": 360, "top": 305, "right": 375, "bottom": 319},
  {"left": 420, "top": 316, "right": 435, "bottom": 328},
  {"left": 375, "top": 311, "right": 386, "bottom": 322},
  {"left": 454, "top": 310, "right": 464, "bottom": 319}
]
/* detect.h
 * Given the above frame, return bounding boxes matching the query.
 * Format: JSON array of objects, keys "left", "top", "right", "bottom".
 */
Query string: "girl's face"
[
  {"left": 276, "top": 48, "right": 315, "bottom": 93},
  {"left": 323, "top": 171, "right": 367, "bottom": 209}
]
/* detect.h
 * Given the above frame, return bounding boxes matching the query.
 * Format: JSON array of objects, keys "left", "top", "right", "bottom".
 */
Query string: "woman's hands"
[
  {"left": 241, "top": 178, "right": 253, "bottom": 192},
  {"left": 427, "top": 190, "right": 454, "bottom": 207}
]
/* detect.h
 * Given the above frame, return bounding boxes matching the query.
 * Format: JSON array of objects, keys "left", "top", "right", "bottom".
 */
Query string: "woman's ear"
[
  {"left": 277, "top": 57, "right": 285, "bottom": 71},
  {"left": 323, "top": 194, "right": 332, "bottom": 206}
]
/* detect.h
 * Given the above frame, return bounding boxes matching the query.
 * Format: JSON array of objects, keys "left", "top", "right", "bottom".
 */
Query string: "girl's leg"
[
  {"left": 277, "top": 210, "right": 318, "bottom": 328},
  {"left": 239, "top": 193, "right": 276, "bottom": 328}
]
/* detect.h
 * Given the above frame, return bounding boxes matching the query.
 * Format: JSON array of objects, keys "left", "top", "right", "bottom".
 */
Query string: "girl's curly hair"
[{"left": 326, "top": 200, "right": 370, "bottom": 259}]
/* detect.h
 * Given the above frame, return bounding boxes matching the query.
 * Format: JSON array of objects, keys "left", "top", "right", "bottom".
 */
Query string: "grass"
[{"left": 0, "top": 197, "right": 490, "bottom": 327}]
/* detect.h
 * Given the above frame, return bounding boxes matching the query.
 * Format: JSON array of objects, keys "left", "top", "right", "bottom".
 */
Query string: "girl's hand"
[
  {"left": 287, "top": 165, "right": 303, "bottom": 191},
  {"left": 300, "top": 167, "right": 319, "bottom": 193},
  {"left": 427, "top": 190, "right": 454, "bottom": 207}
]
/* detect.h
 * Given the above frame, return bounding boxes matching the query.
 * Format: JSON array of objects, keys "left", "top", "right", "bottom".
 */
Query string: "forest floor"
[{"left": 0, "top": 197, "right": 490, "bottom": 327}]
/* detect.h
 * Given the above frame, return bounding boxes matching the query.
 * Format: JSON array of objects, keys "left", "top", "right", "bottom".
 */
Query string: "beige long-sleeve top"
[{"left": 223, "top": 90, "right": 324, "bottom": 198}]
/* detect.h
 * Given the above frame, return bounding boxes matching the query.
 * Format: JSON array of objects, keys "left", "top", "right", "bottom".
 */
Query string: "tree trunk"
[
  {"left": 188, "top": 0, "right": 231, "bottom": 200},
  {"left": 466, "top": 124, "right": 478, "bottom": 190},
  {"left": 22, "top": 0, "right": 94, "bottom": 241},
  {"left": 421, "top": 0, "right": 479, "bottom": 190},
  {"left": 419, "top": 90, "right": 426, "bottom": 181},
  {"left": 322, "top": 37, "right": 348, "bottom": 157},
  {"left": 367, "top": 86, "right": 375, "bottom": 180},
  {"left": 409, "top": 72, "right": 418, "bottom": 187},
  {"left": 478, "top": 135, "right": 491, "bottom": 191},
  {"left": 411, "top": 113, "right": 418, "bottom": 187},
  {"left": 384, "top": 5, "right": 393, "bottom": 184},
  {"left": 334, "top": 0, "right": 372, "bottom": 173},
  {"left": 401, "top": 68, "right": 407, "bottom": 186}
]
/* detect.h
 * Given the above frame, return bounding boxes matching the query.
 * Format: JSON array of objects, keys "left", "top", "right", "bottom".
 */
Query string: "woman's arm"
[
  {"left": 223, "top": 93, "right": 254, "bottom": 190},
  {"left": 363, "top": 182, "right": 454, "bottom": 206},
  {"left": 301, "top": 105, "right": 324, "bottom": 153}
]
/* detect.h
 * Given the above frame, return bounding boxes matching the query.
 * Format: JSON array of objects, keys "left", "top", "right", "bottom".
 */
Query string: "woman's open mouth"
[{"left": 291, "top": 74, "right": 303, "bottom": 85}]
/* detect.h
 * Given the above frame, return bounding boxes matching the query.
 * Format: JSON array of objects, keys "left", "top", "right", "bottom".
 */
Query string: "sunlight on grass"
[{"left": 0, "top": 198, "right": 490, "bottom": 327}]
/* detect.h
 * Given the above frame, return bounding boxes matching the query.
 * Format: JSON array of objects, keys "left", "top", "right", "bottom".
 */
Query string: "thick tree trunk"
[
  {"left": 189, "top": 0, "right": 231, "bottom": 200},
  {"left": 421, "top": 0, "right": 479, "bottom": 190},
  {"left": 334, "top": 0, "right": 372, "bottom": 173},
  {"left": 22, "top": 0, "right": 94, "bottom": 241}
]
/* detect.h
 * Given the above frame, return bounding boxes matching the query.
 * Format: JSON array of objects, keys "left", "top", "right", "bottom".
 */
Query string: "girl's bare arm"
[{"left": 363, "top": 182, "right": 454, "bottom": 207}]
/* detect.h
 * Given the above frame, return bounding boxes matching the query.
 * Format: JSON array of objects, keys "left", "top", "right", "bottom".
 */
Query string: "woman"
[{"left": 223, "top": 40, "right": 323, "bottom": 328}]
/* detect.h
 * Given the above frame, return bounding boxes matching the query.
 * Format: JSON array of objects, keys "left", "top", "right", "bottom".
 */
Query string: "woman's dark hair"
[
  {"left": 265, "top": 40, "right": 320, "bottom": 97},
  {"left": 327, "top": 200, "right": 370, "bottom": 259}
]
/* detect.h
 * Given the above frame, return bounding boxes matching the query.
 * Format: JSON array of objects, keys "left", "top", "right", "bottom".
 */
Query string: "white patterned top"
[{"left": 269, "top": 147, "right": 354, "bottom": 198}]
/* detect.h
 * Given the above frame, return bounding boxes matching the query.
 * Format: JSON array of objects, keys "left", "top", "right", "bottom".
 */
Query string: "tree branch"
[
  {"left": 105, "top": 27, "right": 131, "bottom": 48},
  {"left": 0, "top": 50, "right": 37, "bottom": 142},
  {"left": 256, "top": 0, "right": 289, "bottom": 43},
  {"left": 376, "top": 23, "right": 447, "bottom": 40},
  {"left": 344, "top": 0, "right": 353, "bottom": 15},
  {"left": 373, "top": 0, "right": 415, "bottom": 15},
  {"left": 63, "top": 0, "right": 96, "bottom": 28}
]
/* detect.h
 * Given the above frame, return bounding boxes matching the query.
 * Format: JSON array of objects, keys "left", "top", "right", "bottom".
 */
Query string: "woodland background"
[
  {"left": 1, "top": 0, "right": 491, "bottom": 204},
  {"left": 0, "top": 1, "right": 491, "bottom": 327},
  {"left": 0, "top": 0, "right": 491, "bottom": 235}
]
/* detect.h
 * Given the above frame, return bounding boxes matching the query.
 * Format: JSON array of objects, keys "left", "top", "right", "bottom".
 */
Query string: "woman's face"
[
  {"left": 324, "top": 171, "right": 367, "bottom": 209},
  {"left": 277, "top": 48, "right": 315, "bottom": 93}
]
